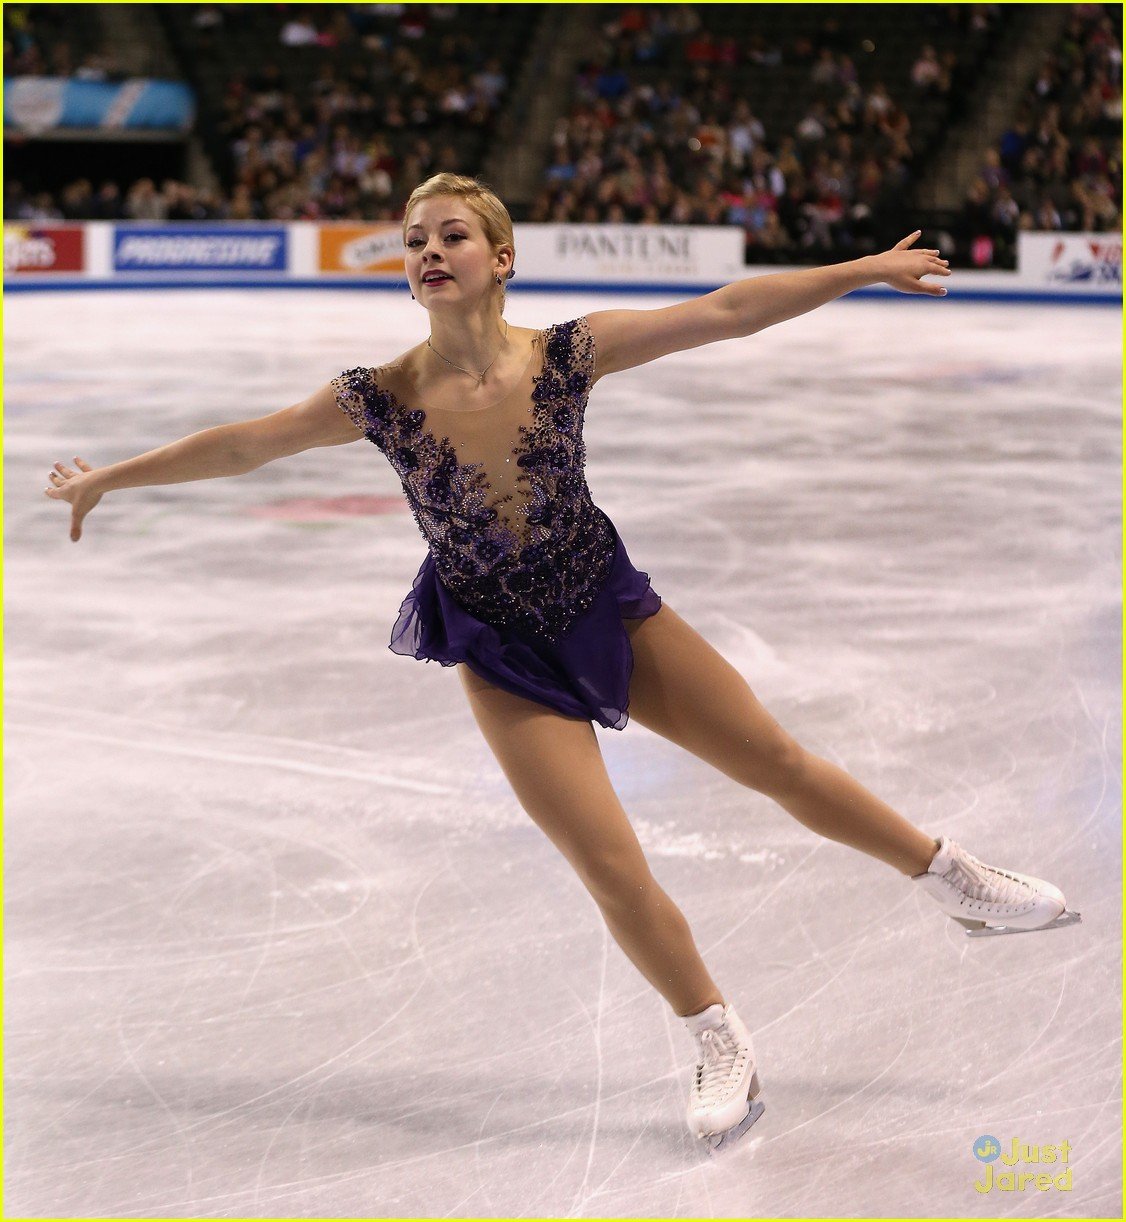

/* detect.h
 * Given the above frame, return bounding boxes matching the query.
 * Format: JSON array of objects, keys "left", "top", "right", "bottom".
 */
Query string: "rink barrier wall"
[
  {"left": 5, "top": 278, "right": 1119, "bottom": 306},
  {"left": 3, "top": 222, "right": 1120, "bottom": 304}
]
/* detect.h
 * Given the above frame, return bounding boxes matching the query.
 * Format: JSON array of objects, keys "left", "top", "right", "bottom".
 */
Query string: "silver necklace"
[{"left": 427, "top": 320, "right": 510, "bottom": 387}]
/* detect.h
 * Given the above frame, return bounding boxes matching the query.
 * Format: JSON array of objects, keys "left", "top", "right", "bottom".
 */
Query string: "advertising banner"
[
  {"left": 112, "top": 226, "right": 288, "bottom": 273},
  {"left": 4, "top": 77, "right": 195, "bottom": 134},
  {"left": 514, "top": 223, "right": 744, "bottom": 285},
  {"left": 318, "top": 224, "right": 404, "bottom": 275},
  {"left": 1017, "top": 232, "right": 1121, "bottom": 293},
  {"left": 3, "top": 224, "right": 85, "bottom": 273},
  {"left": 315, "top": 223, "right": 742, "bottom": 285},
  {"left": 4, "top": 221, "right": 1120, "bottom": 300}
]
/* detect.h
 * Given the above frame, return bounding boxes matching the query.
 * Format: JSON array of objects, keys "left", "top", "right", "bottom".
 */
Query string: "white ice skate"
[
  {"left": 913, "top": 835, "right": 1082, "bottom": 937},
  {"left": 682, "top": 1001, "right": 764, "bottom": 1153}
]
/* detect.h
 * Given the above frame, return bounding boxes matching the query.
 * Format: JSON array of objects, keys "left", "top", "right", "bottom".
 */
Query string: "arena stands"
[
  {"left": 958, "top": 2, "right": 1122, "bottom": 267},
  {"left": 4, "top": 2, "right": 1121, "bottom": 270},
  {"left": 4, "top": 2, "right": 123, "bottom": 81},
  {"left": 527, "top": 3, "right": 1010, "bottom": 262},
  {"left": 154, "top": 2, "right": 539, "bottom": 220}
]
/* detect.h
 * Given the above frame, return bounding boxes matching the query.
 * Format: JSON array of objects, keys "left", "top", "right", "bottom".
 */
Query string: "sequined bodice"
[{"left": 333, "top": 315, "right": 615, "bottom": 641}]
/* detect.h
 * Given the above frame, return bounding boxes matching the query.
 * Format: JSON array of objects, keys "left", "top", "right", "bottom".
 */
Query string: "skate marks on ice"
[{"left": 5, "top": 290, "right": 1120, "bottom": 1217}]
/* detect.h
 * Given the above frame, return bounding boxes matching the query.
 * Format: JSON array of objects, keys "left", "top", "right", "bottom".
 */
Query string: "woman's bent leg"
[
  {"left": 457, "top": 663, "right": 723, "bottom": 1017},
  {"left": 625, "top": 606, "right": 940, "bottom": 877}
]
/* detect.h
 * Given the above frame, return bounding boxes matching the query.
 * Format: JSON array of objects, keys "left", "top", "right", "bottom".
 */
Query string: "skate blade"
[
  {"left": 701, "top": 1099, "right": 765, "bottom": 1154},
  {"left": 960, "top": 909, "right": 1082, "bottom": 938}
]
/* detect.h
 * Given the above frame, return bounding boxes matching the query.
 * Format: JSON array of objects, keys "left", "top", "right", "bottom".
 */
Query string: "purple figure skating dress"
[{"left": 331, "top": 315, "right": 661, "bottom": 730}]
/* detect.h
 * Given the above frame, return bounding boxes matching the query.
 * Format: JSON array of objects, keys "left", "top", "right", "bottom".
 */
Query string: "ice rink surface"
[{"left": 4, "top": 286, "right": 1121, "bottom": 1218}]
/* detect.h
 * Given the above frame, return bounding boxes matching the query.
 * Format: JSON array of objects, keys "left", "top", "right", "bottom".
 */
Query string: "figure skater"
[{"left": 45, "top": 173, "right": 1080, "bottom": 1153}]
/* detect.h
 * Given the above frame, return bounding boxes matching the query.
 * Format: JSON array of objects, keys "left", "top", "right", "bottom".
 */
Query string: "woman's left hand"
[{"left": 870, "top": 232, "right": 951, "bottom": 296}]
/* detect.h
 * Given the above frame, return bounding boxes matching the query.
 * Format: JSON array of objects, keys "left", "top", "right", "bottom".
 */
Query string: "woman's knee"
[
  {"left": 737, "top": 730, "right": 809, "bottom": 797},
  {"left": 576, "top": 844, "right": 657, "bottom": 912}
]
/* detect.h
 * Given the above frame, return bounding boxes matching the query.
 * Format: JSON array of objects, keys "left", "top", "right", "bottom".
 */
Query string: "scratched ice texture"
[{"left": 4, "top": 287, "right": 1120, "bottom": 1218}]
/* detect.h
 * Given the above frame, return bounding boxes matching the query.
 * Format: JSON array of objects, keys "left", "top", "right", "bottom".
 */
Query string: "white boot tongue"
[{"left": 927, "top": 835, "right": 956, "bottom": 876}]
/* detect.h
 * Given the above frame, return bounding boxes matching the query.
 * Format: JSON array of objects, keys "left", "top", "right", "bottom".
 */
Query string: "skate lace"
[
  {"left": 694, "top": 1026, "right": 739, "bottom": 1103},
  {"left": 948, "top": 849, "right": 1032, "bottom": 906}
]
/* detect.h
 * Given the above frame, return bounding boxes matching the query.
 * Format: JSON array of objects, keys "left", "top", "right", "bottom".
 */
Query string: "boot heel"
[{"left": 748, "top": 1069, "right": 762, "bottom": 1099}]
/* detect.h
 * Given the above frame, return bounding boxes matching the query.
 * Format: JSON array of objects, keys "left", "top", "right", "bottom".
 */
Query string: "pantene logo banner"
[
  {"left": 972, "top": 1134, "right": 1073, "bottom": 1194},
  {"left": 319, "top": 225, "right": 404, "bottom": 274},
  {"left": 515, "top": 223, "right": 744, "bottom": 284}
]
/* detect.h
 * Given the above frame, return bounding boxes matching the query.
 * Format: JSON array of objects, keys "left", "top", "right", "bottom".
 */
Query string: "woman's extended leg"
[
  {"left": 456, "top": 662, "right": 723, "bottom": 1017},
  {"left": 624, "top": 605, "right": 940, "bottom": 877}
]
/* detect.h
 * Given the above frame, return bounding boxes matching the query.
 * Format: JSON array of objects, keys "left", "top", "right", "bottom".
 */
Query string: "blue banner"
[
  {"left": 4, "top": 78, "right": 194, "bottom": 132},
  {"left": 113, "top": 227, "right": 289, "bottom": 273}
]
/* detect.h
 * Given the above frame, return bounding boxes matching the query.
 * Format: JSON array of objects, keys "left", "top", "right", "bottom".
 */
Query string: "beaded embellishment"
[{"left": 332, "top": 316, "right": 615, "bottom": 641}]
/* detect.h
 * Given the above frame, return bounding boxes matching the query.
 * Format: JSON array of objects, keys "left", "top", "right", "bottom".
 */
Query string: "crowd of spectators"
[
  {"left": 194, "top": 3, "right": 509, "bottom": 220},
  {"left": 4, "top": 176, "right": 230, "bottom": 223},
  {"left": 959, "top": 3, "right": 1121, "bottom": 266},
  {"left": 6, "top": 4, "right": 511, "bottom": 224},
  {"left": 209, "top": 60, "right": 503, "bottom": 221},
  {"left": 527, "top": 4, "right": 995, "bottom": 260},
  {"left": 6, "top": 2, "right": 1121, "bottom": 270},
  {"left": 3, "top": 3, "right": 126, "bottom": 81}
]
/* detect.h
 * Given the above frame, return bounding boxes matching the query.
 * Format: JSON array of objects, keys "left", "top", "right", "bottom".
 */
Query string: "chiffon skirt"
[{"left": 387, "top": 520, "right": 662, "bottom": 730}]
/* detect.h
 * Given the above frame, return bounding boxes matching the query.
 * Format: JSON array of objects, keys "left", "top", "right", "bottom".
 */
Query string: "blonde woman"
[{"left": 46, "top": 173, "right": 1079, "bottom": 1152}]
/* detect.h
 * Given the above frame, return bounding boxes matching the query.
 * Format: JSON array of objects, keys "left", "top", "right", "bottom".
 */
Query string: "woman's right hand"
[{"left": 44, "top": 457, "right": 103, "bottom": 541}]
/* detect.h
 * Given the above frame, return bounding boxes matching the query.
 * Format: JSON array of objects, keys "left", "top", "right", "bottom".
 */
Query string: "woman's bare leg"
[
  {"left": 457, "top": 663, "right": 723, "bottom": 1017},
  {"left": 625, "top": 605, "right": 940, "bottom": 877}
]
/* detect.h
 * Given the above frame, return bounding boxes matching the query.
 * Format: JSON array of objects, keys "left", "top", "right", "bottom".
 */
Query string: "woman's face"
[{"left": 404, "top": 195, "right": 510, "bottom": 310}]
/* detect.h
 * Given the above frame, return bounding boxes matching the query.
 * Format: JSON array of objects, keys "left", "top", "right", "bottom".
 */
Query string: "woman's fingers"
[
  {"left": 42, "top": 458, "right": 98, "bottom": 536},
  {"left": 893, "top": 230, "right": 922, "bottom": 250}
]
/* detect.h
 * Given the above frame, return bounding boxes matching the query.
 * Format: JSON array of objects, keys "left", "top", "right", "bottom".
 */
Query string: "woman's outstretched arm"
[
  {"left": 586, "top": 231, "right": 952, "bottom": 380},
  {"left": 44, "top": 381, "right": 360, "bottom": 541}
]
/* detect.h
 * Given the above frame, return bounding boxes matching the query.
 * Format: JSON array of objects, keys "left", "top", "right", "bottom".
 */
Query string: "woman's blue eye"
[{"left": 406, "top": 234, "right": 465, "bottom": 248}]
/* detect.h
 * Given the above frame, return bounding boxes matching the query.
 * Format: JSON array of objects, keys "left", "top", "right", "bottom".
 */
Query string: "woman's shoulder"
[
  {"left": 333, "top": 349, "right": 411, "bottom": 391},
  {"left": 372, "top": 344, "right": 423, "bottom": 385},
  {"left": 545, "top": 316, "right": 596, "bottom": 375}
]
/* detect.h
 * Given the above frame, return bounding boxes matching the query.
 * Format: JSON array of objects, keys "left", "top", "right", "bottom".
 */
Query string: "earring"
[
  {"left": 411, "top": 292, "right": 415, "bottom": 299},
  {"left": 495, "top": 274, "right": 502, "bottom": 284}
]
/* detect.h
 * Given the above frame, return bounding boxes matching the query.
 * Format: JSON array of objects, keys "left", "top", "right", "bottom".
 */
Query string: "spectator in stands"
[
  {"left": 1031, "top": 199, "right": 1063, "bottom": 230},
  {"left": 796, "top": 101, "right": 830, "bottom": 143},
  {"left": 470, "top": 57, "right": 507, "bottom": 107},
  {"left": 125, "top": 179, "right": 168, "bottom": 221},
  {"left": 990, "top": 185, "right": 1021, "bottom": 233},
  {"left": 979, "top": 147, "right": 1008, "bottom": 190},
  {"left": 90, "top": 182, "right": 125, "bottom": 220},
  {"left": 999, "top": 113, "right": 1033, "bottom": 173},
  {"left": 810, "top": 47, "right": 838, "bottom": 86},
  {"left": 57, "top": 179, "right": 92, "bottom": 219},
  {"left": 911, "top": 44, "right": 942, "bottom": 89},
  {"left": 962, "top": 179, "right": 993, "bottom": 241},
  {"left": 280, "top": 11, "right": 319, "bottom": 47}
]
